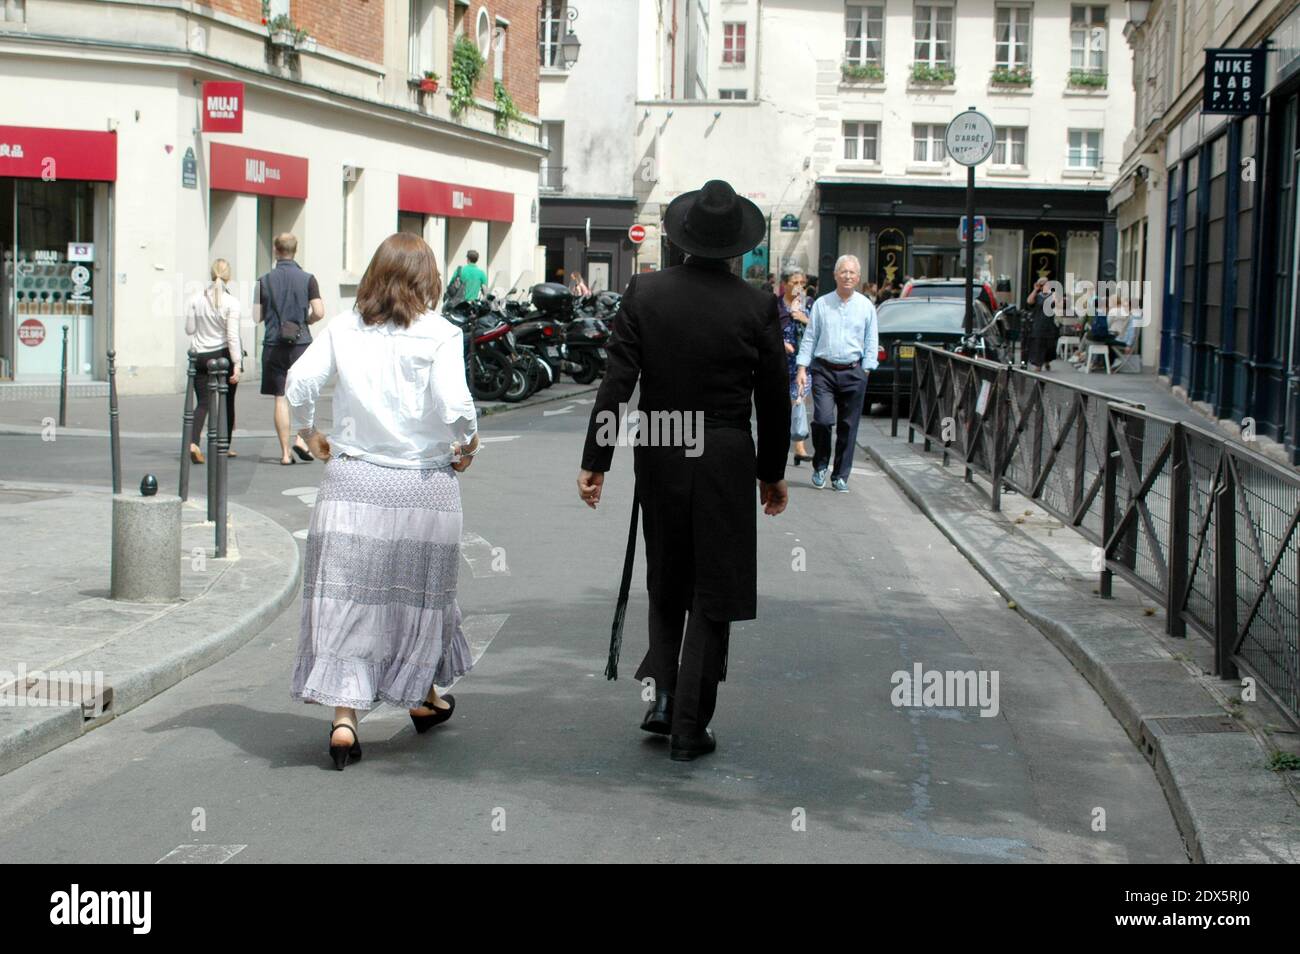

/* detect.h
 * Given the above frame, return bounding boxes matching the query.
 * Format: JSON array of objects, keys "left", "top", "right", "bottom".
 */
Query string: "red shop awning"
[
  {"left": 0, "top": 125, "right": 117, "bottom": 182},
  {"left": 398, "top": 174, "right": 513, "bottom": 223},
  {"left": 210, "top": 142, "right": 308, "bottom": 199}
]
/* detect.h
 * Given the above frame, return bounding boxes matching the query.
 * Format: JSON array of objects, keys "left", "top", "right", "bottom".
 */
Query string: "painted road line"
[
  {"left": 460, "top": 530, "right": 509, "bottom": 578},
  {"left": 156, "top": 844, "right": 247, "bottom": 864},
  {"left": 360, "top": 613, "right": 510, "bottom": 738},
  {"left": 543, "top": 405, "right": 575, "bottom": 416},
  {"left": 480, "top": 435, "right": 520, "bottom": 443}
]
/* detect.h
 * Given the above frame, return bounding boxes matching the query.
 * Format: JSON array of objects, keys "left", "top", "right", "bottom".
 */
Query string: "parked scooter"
[{"left": 531, "top": 282, "right": 610, "bottom": 384}]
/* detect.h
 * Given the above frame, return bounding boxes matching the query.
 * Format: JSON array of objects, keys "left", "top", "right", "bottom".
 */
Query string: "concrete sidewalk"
[
  {"left": 0, "top": 481, "right": 300, "bottom": 777},
  {"left": 857, "top": 416, "right": 1300, "bottom": 863}
]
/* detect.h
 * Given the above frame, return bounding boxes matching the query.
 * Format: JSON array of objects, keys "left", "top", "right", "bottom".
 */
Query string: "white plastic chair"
[
  {"left": 1084, "top": 343, "right": 1112, "bottom": 374},
  {"left": 1056, "top": 335, "right": 1080, "bottom": 361}
]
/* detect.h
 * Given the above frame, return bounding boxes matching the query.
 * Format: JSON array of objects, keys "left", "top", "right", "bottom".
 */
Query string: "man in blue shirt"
[{"left": 795, "top": 254, "right": 879, "bottom": 492}]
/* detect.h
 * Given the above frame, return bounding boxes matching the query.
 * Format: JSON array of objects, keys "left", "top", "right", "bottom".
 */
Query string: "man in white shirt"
[{"left": 795, "top": 254, "right": 880, "bottom": 492}]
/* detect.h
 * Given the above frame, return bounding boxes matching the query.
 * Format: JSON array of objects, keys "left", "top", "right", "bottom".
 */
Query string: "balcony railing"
[{"left": 539, "top": 164, "right": 566, "bottom": 191}]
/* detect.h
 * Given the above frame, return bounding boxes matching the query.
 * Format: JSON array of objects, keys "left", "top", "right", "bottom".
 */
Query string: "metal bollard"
[
  {"left": 108, "top": 349, "right": 122, "bottom": 494},
  {"left": 59, "top": 326, "right": 69, "bottom": 428},
  {"left": 206, "top": 358, "right": 219, "bottom": 522},
  {"left": 214, "top": 358, "right": 230, "bottom": 558},
  {"left": 179, "top": 350, "right": 197, "bottom": 502},
  {"left": 890, "top": 341, "right": 901, "bottom": 438}
]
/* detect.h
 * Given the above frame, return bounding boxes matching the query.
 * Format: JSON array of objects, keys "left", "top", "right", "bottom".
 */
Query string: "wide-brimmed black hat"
[{"left": 662, "top": 179, "right": 766, "bottom": 259}]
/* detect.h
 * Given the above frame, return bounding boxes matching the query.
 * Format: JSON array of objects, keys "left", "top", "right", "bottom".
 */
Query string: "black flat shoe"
[
  {"left": 410, "top": 693, "right": 455, "bottom": 734},
  {"left": 329, "top": 722, "right": 361, "bottom": 771},
  {"left": 793, "top": 454, "right": 814, "bottom": 466},
  {"left": 640, "top": 690, "right": 673, "bottom": 735},
  {"left": 293, "top": 444, "right": 314, "bottom": 462},
  {"left": 669, "top": 728, "right": 716, "bottom": 761}
]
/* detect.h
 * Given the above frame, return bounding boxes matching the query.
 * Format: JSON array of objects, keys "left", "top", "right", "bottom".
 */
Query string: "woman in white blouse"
[
  {"left": 285, "top": 233, "right": 480, "bottom": 771},
  {"left": 184, "top": 259, "right": 242, "bottom": 462}
]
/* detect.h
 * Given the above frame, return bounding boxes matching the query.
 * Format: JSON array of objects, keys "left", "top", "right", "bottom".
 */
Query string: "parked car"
[
  {"left": 900, "top": 277, "right": 1001, "bottom": 315},
  {"left": 864, "top": 296, "right": 1002, "bottom": 410}
]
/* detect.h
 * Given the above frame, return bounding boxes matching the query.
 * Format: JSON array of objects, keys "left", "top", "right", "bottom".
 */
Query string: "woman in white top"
[
  {"left": 184, "top": 259, "right": 242, "bottom": 462},
  {"left": 285, "top": 233, "right": 480, "bottom": 771}
]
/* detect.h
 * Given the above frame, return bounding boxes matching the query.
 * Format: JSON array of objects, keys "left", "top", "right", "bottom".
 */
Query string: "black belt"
[{"left": 818, "top": 358, "right": 860, "bottom": 372}]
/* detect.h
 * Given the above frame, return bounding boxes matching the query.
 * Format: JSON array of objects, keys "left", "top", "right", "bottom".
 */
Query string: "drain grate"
[{"left": 1148, "top": 715, "right": 1243, "bottom": 735}]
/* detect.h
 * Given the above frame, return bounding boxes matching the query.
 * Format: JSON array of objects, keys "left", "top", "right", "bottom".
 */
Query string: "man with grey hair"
[{"left": 795, "top": 254, "right": 879, "bottom": 492}]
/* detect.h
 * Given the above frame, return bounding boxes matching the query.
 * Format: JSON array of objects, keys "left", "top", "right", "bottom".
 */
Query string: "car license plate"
[
  {"left": 898, "top": 345, "right": 915, "bottom": 359},
  {"left": 597, "top": 348, "right": 607, "bottom": 358},
  {"left": 545, "top": 346, "right": 560, "bottom": 357}
]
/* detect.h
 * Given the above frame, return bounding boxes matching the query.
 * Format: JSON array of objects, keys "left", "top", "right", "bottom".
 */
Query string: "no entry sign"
[
  {"left": 628, "top": 224, "right": 646, "bottom": 244},
  {"left": 18, "top": 318, "right": 46, "bottom": 347}
]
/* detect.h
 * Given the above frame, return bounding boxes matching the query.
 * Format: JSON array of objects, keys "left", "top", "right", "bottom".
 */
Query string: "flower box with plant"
[
  {"left": 409, "top": 70, "right": 440, "bottom": 93},
  {"left": 266, "top": 13, "right": 306, "bottom": 48},
  {"left": 493, "top": 80, "right": 522, "bottom": 132},
  {"left": 990, "top": 65, "right": 1032, "bottom": 87},
  {"left": 450, "top": 34, "right": 485, "bottom": 117},
  {"left": 910, "top": 63, "right": 955, "bottom": 85},
  {"left": 841, "top": 62, "right": 884, "bottom": 83},
  {"left": 1068, "top": 69, "right": 1107, "bottom": 89}
]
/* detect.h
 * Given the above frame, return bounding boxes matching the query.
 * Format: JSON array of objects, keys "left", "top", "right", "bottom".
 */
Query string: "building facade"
[
  {"left": 0, "top": 0, "right": 544, "bottom": 394},
  {"left": 1114, "top": 0, "right": 1300, "bottom": 462},
  {"left": 626, "top": 0, "right": 1133, "bottom": 313},
  {"left": 536, "top": 0, "right": 639, "bottom": 292}
]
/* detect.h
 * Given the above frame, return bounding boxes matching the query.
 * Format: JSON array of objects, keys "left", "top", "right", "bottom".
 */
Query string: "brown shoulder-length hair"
[{"left": 355, "top": 233, "right": 443, "bottom": 328}]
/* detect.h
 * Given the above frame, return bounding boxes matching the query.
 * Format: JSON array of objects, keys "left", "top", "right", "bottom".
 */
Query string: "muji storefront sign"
[
  {"left": 397, "top": 174, "right": 513, "bottom": 222},
  {"left": 0, "top": 125, "right": 117, "bottom": 181},
  {"left": 209, "top": 142, "right": 308, "bottom": 198},
  {"left": 201, "top": 82, "right": 245, "bottom": 133}
]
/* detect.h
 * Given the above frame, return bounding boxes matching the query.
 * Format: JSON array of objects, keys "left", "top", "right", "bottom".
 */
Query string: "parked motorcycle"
[{"left": 532, "top": 282, "right": 610, "bottom": 384}]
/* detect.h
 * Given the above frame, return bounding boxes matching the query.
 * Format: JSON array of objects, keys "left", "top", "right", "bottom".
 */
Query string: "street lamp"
[
  {"left": 561, "top": 30, "right": 581, "bottom": 68},
  {"left": 1125, "top": 1, "right": 1152, "bottom": 25}
]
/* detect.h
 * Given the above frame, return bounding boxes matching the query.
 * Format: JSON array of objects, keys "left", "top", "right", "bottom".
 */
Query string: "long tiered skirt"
[{"left": 290, "top": 456, "right": 473, "bottom": 710}]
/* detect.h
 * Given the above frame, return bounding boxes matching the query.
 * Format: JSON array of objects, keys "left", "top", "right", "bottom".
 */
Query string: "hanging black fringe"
[
  {"left": 605, "top": 490, "right": 640, "bottom": 680},
  {"left": 719, "top": 623, "right": 730, "bottom": 682}
]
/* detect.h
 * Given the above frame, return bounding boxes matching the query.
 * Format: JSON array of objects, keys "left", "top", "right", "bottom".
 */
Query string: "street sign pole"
[
  {"left": 945, "top": 106, "right": 995, "bottom": 341},
  {"left": 965, "top": 164, "right": 976, "bottom": 337}
]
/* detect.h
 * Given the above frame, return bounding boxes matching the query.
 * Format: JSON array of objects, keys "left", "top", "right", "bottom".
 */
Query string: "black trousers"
[
  {"left": 635, "top": 592, "right": 730, "bottom": 737},
  {"left": 810, "top": 360, "right": 868, "bottom": 481},
  {"left": 191, "top": 347, "right": 237, "bottom": 446}
]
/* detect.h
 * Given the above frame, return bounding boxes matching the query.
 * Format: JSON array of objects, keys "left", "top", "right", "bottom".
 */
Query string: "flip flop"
[{"left": 280, "top": 458, "right": 296, "bottom": 466}]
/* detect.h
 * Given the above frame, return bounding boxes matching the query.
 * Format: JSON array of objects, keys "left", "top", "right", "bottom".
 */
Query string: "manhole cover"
[{"left": 1148, "top": 715, "right": 1243, "bottom": 735}]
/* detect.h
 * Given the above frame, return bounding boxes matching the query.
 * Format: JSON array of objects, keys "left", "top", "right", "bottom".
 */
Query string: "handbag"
[
  {"left": 444, "top": 266, "right": 465, "bottom": 303},
  {"left": 278, "top": 319, "right": 302, "bottom": 345}
]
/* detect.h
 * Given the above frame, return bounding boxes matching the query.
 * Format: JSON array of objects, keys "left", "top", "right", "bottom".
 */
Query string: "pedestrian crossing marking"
[{"left": 156, "top": 844, "right": 247, "bottom": 864}]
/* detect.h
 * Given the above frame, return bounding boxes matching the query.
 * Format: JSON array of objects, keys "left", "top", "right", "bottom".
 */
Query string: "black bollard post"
[
  {"left": 179, "top": 350, "right": 196, "bottom": 502},
  {"left": 206, "top": 358, "right": 219, "bottom": 522},
  {"left": 890, "top": 341, "right": 901, "bottom": 438},
  {"left": 214, "top": 358, "right": 230, "bottom": 558},
  {"left": 108, "top": 350, "right": 122, "bottom": 494},
  {"left": 58, "top": 326, "right": 69, "bottom": 428}
]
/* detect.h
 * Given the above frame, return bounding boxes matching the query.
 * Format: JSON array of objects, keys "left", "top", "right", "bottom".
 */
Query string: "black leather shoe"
[
  {"left": 669, "top": 728, "right": 716, "bottom": 761},
  {"left": 640, "top": 690, "right": 673, "bottom": 735}
]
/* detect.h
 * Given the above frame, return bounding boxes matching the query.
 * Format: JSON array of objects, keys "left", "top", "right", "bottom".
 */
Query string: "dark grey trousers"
[
  {"left": 635, "top": 592, "right": 729, "bottom": 737},
  {"left": 810, "top": 360, "right": 868, "bottom": 481}
]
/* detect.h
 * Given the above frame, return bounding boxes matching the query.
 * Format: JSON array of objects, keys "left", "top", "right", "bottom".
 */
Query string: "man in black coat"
[{"left": 577, "top": 180, "right": 789, "bottom": 761}]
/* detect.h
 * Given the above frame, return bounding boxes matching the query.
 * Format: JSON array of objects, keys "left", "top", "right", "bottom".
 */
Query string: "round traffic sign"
[
  {"left": 628, "top": 224, "right": 647, "bottom": 244},
  {"left": 945, "top": 110, "right": 996, "bottom": 166},
  {"left": 18, "top": 318, "right": 46, "bottom": 347}
]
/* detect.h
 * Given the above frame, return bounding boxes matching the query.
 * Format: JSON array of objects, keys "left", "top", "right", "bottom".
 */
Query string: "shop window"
[
  {"left": 845, "top": 4, "right": 884, "bottom": 68},
  {"left": 843, "top": 121, "right": 880, "bottom": 162},
  {"left": 983, "top": 229, "right": 1023, "bottom": 305},
  {"left": 1070, "top": 5, "right": 1107, "bottom": 75},
  {"left": 2, "top": 0, "right": 28, "bottom": 24},
  {"left": 913, "top": 4, "right": 954, "bottom": 70},
  {"left": 1067, "top": 129, "right": 1101, "bottom": 169},
  {"left": 912, "top": 123, "right": 947, "bottom": 163},
  {"left": 994, "top": 4, "right": 1031, "bottom": 70},
  {"left": 992, "top": 126, "right": 1027, "bottom": 167},
  {"left": 539, "top": 1, "right": 565, "bottom": 68},
  {"left": 722, "top": 23, "right": 746, "bottom": 65}
]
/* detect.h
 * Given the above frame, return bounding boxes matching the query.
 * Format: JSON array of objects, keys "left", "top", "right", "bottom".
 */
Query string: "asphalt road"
[{"left": 0, "top": 390, "right": 1187, "bottom": 862}]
